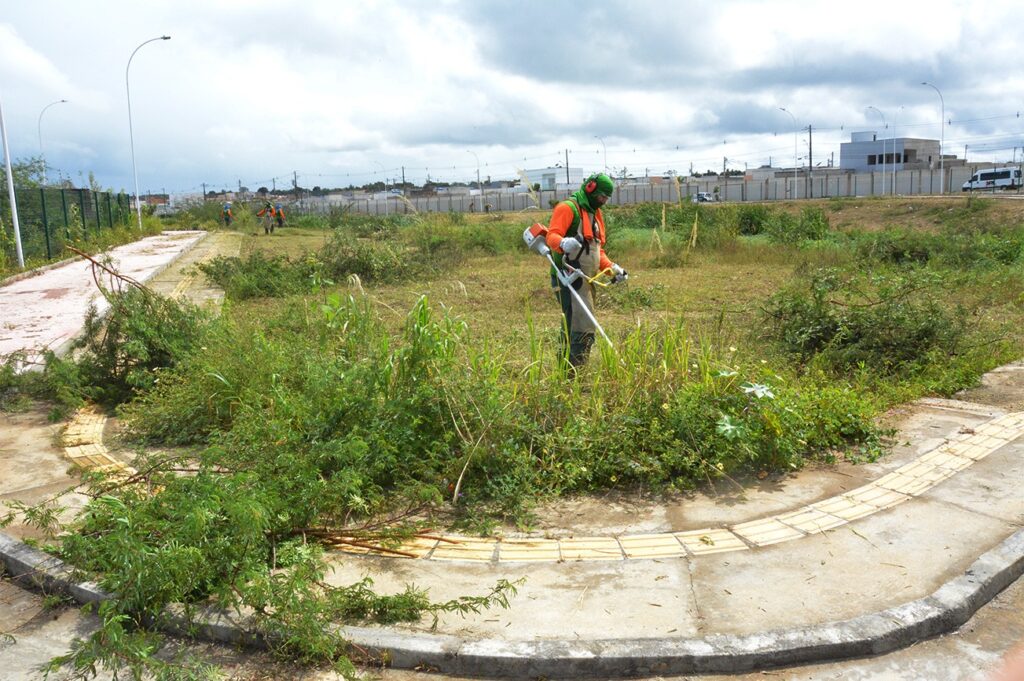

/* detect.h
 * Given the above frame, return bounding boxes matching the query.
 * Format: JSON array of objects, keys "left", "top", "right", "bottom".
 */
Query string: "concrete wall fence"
[{"left": 297, "top": 166, "right": 1013, "bottom": 217}]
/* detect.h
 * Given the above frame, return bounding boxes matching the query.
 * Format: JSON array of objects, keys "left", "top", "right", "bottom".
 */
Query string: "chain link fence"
[{"left": 1, "top": 188, "right": 132, "bottom": 266}]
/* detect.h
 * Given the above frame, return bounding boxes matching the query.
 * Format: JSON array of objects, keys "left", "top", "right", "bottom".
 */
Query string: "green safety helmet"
[{"left": 583, "top": 173, "right": 614, "bottom": 198}]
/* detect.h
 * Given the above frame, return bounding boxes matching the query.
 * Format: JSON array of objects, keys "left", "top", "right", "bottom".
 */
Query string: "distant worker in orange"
[
  {"left": 257, "top": 200, "right": 284, "bottom": 234},
  {"left": 273, "top": 202, "right": 286, "bottom": 230},
  {"left": 221, "top": 202, "right": 233, "bottom": 227}
]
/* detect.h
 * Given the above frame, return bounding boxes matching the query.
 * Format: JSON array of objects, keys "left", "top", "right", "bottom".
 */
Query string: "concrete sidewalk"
[
  {"left": 315, "top": 384, "right": 1024, "bottom": 676},
  {"left": 0, "top": 231, "right": 207, "bottom": 366},
  {"left": 0, "top": 231, "right": 1021, "bottom": 677}
]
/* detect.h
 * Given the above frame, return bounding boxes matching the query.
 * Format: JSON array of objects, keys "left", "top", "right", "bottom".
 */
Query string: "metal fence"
[
  {"left": 294, "top": 165, "right": 1013, "bottom": 217},
  {"left": 1, "top": 188, "right": 132, "bottom": 265}
]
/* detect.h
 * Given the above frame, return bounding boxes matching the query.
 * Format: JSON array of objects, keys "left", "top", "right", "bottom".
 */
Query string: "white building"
[
  {"left": 840, "top": 131, "right": 942, "bottom": 172},
  {"left": 521, "top": 166, "right": 586, "bottom": 191}
]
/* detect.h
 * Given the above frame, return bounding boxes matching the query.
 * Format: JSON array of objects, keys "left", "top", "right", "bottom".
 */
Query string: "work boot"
[{"left": 568, "top": 332, "right": 595, "bottom": 368}]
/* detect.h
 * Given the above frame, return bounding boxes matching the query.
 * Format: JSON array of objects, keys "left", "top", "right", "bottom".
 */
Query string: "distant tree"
[
  {"left": 0, "top": 156, "right": 46, "bottom": 188},
  {"left": 87, "top": 171, "right": 105, "bottom": 193},
  {"left": 257, "top": 187, "right": 269, "bottom": 195}
]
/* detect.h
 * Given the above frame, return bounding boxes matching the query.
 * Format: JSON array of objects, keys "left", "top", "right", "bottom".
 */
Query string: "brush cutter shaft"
[
  {"left": 524, "top": 222, "right": 613, "bottom": 348},
  {"left": 545, "top": 253, "right": 613, "bottom": 346}
]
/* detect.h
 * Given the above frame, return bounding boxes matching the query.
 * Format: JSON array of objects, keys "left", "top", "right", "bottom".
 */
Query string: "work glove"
[
  {"left": 611, "top": 263, "right": 628, "bottom": 284},
  {"left": 559, "top": 236, "right": 583, "bottom": 260}
]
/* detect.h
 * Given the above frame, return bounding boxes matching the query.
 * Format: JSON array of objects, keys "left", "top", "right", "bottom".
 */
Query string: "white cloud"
[{"left": 1, "top": 0, "right": 1023, "bottom": 192}]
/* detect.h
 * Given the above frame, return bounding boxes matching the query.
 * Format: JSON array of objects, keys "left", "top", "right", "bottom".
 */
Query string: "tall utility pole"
[
  {"left": 201, "top": 182, "right": 206, "bottom": 200},
  {"left": 565, "top": 149, "right": 570, "bottom": 185},
  {"left": 779, "top": 108, "right": 798, "bottom": 199},
  {"left": 808, "top": 124, "right": 813, "bottom": 198},
  {"left": 401, "top": 166, "right": 406, "bottom": 194},
  {"left": 722, "top": 157, "right": 728, "bottom": 201},
  {"left": 293, "top": 171, "right": 298, "bottom": 200}
]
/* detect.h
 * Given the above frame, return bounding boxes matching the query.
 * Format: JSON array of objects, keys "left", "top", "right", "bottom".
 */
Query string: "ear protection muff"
[{"left": 585, "top": 176, "right": 598, "bottom": 193}]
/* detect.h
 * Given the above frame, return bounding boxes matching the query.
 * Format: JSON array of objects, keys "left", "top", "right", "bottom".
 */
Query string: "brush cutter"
[{"left": 523, "top": 223, "right": 613, "bottom": 347}]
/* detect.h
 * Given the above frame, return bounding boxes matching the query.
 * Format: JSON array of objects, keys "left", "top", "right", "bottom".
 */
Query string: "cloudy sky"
[{"left": 3, "top": 0, "right": 1024, "bottom": 196}]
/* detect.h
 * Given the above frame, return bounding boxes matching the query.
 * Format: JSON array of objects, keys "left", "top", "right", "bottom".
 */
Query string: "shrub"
[
  {"left": 765, "top": 207, "right": 829, "bottom": 243},
  {"left": 198, "top": 252, "right": 313, "bottom": 300},
  {"left": 45, "top": 288, "right": 210, "bottom": 407},
  {"left": 736, "top": 205, "right": 773, "bottom": 235},
  {"left": 762, "top": 267, "right": 969, "bottom": 375}
]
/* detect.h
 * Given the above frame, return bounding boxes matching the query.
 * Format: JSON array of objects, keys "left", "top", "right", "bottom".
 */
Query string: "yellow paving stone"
[
  {"left": 894, "top": 460, "right": 940, "bottom": 478},
  {"left": 430, "top": 538, "right": 498, "bottom": 562},
  {"left": 919, "top": 450, "right": 974, "bottom": 471},
  {"left": 63, "top": 445, "right": 92, "bottom": 459},
  {"left": 333, "top": 543, "right": 372, "bottom": 555},
  {"left": 812, "top": 495, "right": 879, "bottom": 522},
  {"left": 910, "top": 465, "right": 956, "bottom": 485},
  {"left": 498, "top": 539, "right": 562, "bottom": 563},
  {"left": 676, "top": 529, "right": 748, "bottom": 555},
  {"left": 774, "top": 507, "right": 848, "bottom": 534},
  {"left": 958, "top": 444, "right": 991, "bottom": 460},
  {"left": 391, "top": 536, "right": 439, "bottom": 558},
  {"left": 72, "top": 454, "right": 110, "bottom": 468},
  {"left": 944, "top": 440, "right": 973, "bottom": 454},
  {"left": 847, "top": 475, "right": 921, "bottom": 501},
  {"left": 558, "top": 537, "right": 624, "bottom": 561},
  {"left": 975, "top": 423, "right": 1011, "bottom": 437},
  {"left": 618, "top": 533, "right": 687, "bottom": 559},
  {"left": 731, "top": 518, "right": 804, "bottom": 546},
  {"left": 998, "top": 414, "right": 1024, "bottom": 428}
]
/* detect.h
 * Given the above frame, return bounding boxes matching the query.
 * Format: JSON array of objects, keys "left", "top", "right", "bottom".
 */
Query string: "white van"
[{"left": 961, "top": 167, "right": 1021, "bottom": 191}]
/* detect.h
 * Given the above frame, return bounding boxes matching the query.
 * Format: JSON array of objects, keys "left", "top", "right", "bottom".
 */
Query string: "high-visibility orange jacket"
[{"left": 545, "top": 198, "right": 613, "bottom": 271}]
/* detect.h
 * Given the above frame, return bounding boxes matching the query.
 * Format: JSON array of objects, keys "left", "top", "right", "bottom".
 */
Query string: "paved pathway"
[{"left": 0, "top": 231, "right": 207, "bottom": 367}]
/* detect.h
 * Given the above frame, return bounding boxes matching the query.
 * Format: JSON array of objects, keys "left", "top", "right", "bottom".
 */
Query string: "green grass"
[{"left": 6, "top": 196, "right": 1024, "bottom": 678}]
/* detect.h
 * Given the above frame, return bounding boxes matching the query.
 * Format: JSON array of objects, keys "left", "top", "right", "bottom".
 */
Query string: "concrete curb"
[{"left": 2, "top": 528, "right": 1021, "bottom": 677}]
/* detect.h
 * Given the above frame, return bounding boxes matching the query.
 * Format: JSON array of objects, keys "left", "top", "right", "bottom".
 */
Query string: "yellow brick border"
[
  {"left": 63, "top": 407, "right": 1023, "bottom": 564},
  {"left": 61, "top": 405, "right": 134, "bottom": 478}
]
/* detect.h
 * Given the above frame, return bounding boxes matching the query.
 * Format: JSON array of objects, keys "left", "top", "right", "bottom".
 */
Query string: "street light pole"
[
  {"left": 466, "top": 149, "right": 481, "bottom": 206},
  {"left": 779, "top": 108, "right": 798, "bottom": 199},
  {"left": 126, "top": 35, "right": 170, "bottom": 230},
  {"left": 37, "top": 99, "right": 68, "bottom": 186},
  {"left": 0, "top": 92, "right": 25, "bottom": 268},
  {"left": 373, "top": 161, "right": 388, "bottom": 216},
  {"left": 866, "top": 106, "right": 886, "bottom": 196},
  {"left": 921, "top": 82, "right": 945, "bottom": 194},
  {"left": 594, "top": 135, "right": 607, "bottom": 170},
  {"left": 892, "top": 105, "right": 903, "bottom": 194}
]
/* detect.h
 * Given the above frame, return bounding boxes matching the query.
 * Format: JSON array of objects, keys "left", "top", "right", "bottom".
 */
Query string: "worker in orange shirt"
[
  {"left": 257, "top": 200, "right": 285, "bottom": 234},
  {"left": 545, "top": 172, "right": 626, "bottom": 368}
]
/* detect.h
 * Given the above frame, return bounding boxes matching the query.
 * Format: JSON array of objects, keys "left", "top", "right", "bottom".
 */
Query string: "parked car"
[
  {"left": 691, "top": 192, "right": 715, "bottom": 203},
  {"left": 152, "top": 204, "right": 178, "bottom": 217}
]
